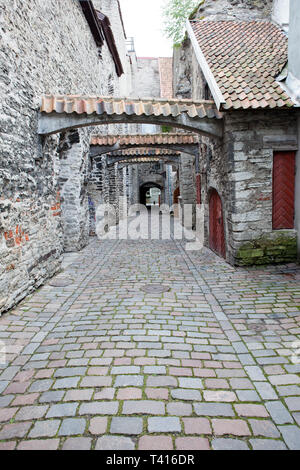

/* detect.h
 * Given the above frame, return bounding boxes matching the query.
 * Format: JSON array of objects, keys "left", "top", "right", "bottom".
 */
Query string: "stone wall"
[
  {"left": 134, "top": 58, "right": 161, "bottom": 98},
  {"left": 225, "top": 110, "right": 298, "bottom": 265},
  {"left": 193, "top": 0, "right": 273, "bottom": 21},
  {"left": 0, "top": 0, "right": 132, "bottom": 314}
]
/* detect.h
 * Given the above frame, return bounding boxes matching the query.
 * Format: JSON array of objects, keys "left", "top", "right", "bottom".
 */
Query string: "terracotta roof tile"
[
  {"left": 190, "top": 20, "right": 294, "bottom": 110},
  {"left": 40, "top": 96, "right": 222, "bottom": 119},
  {"left": 110, "top": 148, "right": 179, "bottom": 157},
  {"left": 117, "top": 157, "right": 161, "bottom": 164},
  {"left": 90, "top": 133, "right": 199, "bottom": 146}
]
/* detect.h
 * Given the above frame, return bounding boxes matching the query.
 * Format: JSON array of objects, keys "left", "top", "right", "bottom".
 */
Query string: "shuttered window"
[{"left": 272, "top": 152, "right": 296, "bottom": 230}]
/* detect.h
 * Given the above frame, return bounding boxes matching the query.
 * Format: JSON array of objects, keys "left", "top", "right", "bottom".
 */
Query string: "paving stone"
[
  {"left": 138, "top": 436, "right": 173, "bottom": 450},
  {"left": 64, "top": 389, "right": 93, "bottom": 401},
  {"left": 39, "top": 391, "right": 65, "bottom": 403},
  {"left": 123, "top": 400, "right": 165, "bottom": 415},
  {"left": 62, "top": 437, "right": 92, "bottom": 450},
  {"left": 80, "top": 376, "right": 111, "bottom": 387},
  {"left": 167, "top": 402, "right": 193, "bottom": 416},
  {"left": 89, "top": 417, "right": 108, "bottom": 435},
  {"left": 265, "top": 401, "right": 294, "bottom": 424},
  {"left": 269, "top": 374, "right": 300, "bottom": 386},
  {"left": 250, "top": 439, "right": 287, "bottom": 450},
  {"left": 284, "top": 397, "right": 300, "bottom": 411},
  {"left": 249, "top": 419, "right": 280, "bottom": 438},
  {"left": 144, "top": 366, "right": 166, "bottom": 374},
  {"left": 95, "top": 436, "right": 135, "bottom": 450},
  {"left": 171, "top": 389, "right": 202, "bottom": 401},
  {"left": 0, "top": 407, "right": 18, "bottom": 422},
  {"left": 235, "top": 404, "right": 269, "bottom": 417},
  {"left": 110, "top": 417, "right": 143, "bottom": 435},
  {"left": 212, "top": 419, "right": 251, "bottom": 436},
  {"left": 230, "top": 378, "right": 254, "bottom": 389},
  {"left": 254, "top": 381, "right": 278, "bottom": 400},
  {"left": 17, "top": 439, "right": 60, "bottom": 450},
  {"left": 28, "top": 379, "right": 53, "bottom": 393},
  {"left": 277, "top": 386, "right": 300, "bottom": 397},
  {"left": 203, "top": 390, "right": 237, "bottom": 402},
  {"left": 236, "top": 390, "right": 261, "bottom": 402},
  {"left": 114, "top": 375, "right": 144, "bottom": 387},
  {"left": 79, "top": 402, "right": 119, "bottom": 415},
  {"left": 53, "top": 377, "right": 80, "bottom": 389},
  {"left": 0, "top": 366, "right": 20, "bottom": 381},
  {"left": 293, "top": 412, "right": 300, "bottom": 426},
  {"left": 175, "top": 437, "right": 210, "bottom": 450},
  {"left": 194, "top": 403, "right": 234, "bottom": 417},
  {"left": 0, "top": 421, "right": 31, "bottom": 439},
  {"left": 212, "top": 438, "right": 249, "bottom": 450},
  {"left": 54, "top": 367, "right": 87, "bottom": 377},
  {"left": 148, "top": 417, "right": 181, "bottom": 433},
  {"left": 58, "top": 418, "right": 86, "bottom": 436},
  {"left": 46, "top": 402, "right": 78, "bottom": 419},
  {"left": 183, "top": 418, "right": 212, "bottom": 435},
  {"left": 205, "top": 378, "right": 229, "bottom": 389},
  {"left": 244, "top": 366, "right": 266, "bottom": 382},
  {"left": 0, "top": 395, "right": 15, "bottom": 407},
  {"left": 15, "top": 405, "right": 48, "bottom": 421},
  {"left": 178, "top": 377, "right": 203, "bottom": 389},
  {"left": 111, "top": 366, "right": 140, "bottom": 375},
  {"left": 29, "top": 420, "right": 60, "bottom": 438},
  {"left": 278, "top": 425, "right": 300, "bottom": 450},
  {"left": 0, "top": 381, "right": 9, "bottom": 394},
  {"left": 146, "top": 376, "right": 177, "bottom": 387}
]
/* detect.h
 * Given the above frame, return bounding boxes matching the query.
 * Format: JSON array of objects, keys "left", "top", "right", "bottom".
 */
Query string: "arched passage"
[
  {"left": 209, "top": 188, "right": 226, "bottom": 259},
  {"left": 140, "top": 182, "right": 163, "bottom": 206},
  {"left": 90, "top": 134, "right": 200, "bottom": 159}
]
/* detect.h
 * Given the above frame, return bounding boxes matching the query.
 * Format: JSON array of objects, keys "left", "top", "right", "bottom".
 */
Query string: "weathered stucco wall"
[{"left": 0, "top": 0, "right": 132, "bottom": 314}]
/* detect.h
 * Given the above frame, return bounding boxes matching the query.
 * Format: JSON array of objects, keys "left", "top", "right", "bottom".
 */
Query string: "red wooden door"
[
  {"left": 209, "top": 189, "right": 226, "bottom": 258},
  {"left": 273, "top": 152, "right": 295, "bottom": 229}
]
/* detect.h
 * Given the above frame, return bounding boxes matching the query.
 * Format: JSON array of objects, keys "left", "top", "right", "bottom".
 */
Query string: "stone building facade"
[
  {"left": 0, "top": 0, "right": 137, "bottom": 314},
  {"left": 173, "top": 0, "right": 300, "bottom": 265}
]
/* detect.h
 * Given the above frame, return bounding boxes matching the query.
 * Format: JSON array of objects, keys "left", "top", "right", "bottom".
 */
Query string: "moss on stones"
[{"left": 236, "top": 234, "right": 297, "bottom": 266}]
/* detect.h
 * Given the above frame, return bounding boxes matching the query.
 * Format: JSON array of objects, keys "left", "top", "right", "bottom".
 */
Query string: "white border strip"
[{"left": 186, "top": 20, "right": 226, "bottom": 110}]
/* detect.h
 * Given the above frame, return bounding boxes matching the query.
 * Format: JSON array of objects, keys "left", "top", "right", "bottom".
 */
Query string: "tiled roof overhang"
[
  {"left": 188, "top": 20, "right": 295, "bottom": 110},
  {"left": 90, "top": 133, "right": 199, "bottom": 158},
  {"left": 117, "top": 158, "right": 162, "bottom": 165},
  {"left": 109, "top": 148, "right": 179, "bottom": 157},
  {"left": 38, "top": 96, "right": 224, "bottom": 138},
  {"left": 103, "top": 148, "right": 180, "bottom": 166}
]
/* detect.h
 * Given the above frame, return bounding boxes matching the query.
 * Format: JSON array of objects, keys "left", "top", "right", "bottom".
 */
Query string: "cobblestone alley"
[{"left": 0, "top": 220, "right": 299, "bottom": 450}]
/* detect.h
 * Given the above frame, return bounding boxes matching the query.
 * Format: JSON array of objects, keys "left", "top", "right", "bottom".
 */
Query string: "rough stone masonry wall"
[
  {"left": 0, "top": 0, "right": 128, "bottom": 314},
  {"left": 225, "top": 110, "right": 298, "bottom": 265},
  {"left": 194, "top": 0, "right": 272, "bottom": 21}
]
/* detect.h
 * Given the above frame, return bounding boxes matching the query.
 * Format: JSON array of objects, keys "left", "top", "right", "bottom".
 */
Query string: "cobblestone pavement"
[{"left": 0, "top": 219, "right": 300, "bottom": 450}]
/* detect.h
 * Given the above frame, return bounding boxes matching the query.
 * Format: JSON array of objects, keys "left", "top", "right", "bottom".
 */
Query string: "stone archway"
[{"left": 140, "top": 181, "right": 163, "bottom": 206}]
